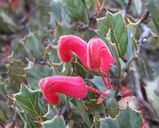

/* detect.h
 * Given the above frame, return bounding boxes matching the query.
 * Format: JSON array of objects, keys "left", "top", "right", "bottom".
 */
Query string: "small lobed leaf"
[
  {"left": 42, "top": 115, "right": 66, "bottom": 128},
  {"left": 97, "top": 11, "right": 128, "bottom": 57},
  {"left": 76, "top": 100, "right": 92, "bottom": 128},
  {"left": 63, "top": 0, "right": 88, "bottom": 22},
  {"left": 12, "top": 31, "right": 42, "bottom": 61},
  {"left": 0, "top": 9, "right": 17, "bottom": 33},
  {"left": 6, "top": 58, "right": 26, "bottom": 92},
  {"left": 25, "top": 62, "right": 54, "bottom": 89},
  {"left": 105, "top": 97, "right": 119, "bottom": 118},
  {"left": 14, "top": 84, "right": 44, "bottom": 126},
  {"left": 100, "top": 107, "right": 143, "bottom": 128},
  {"left": 91, "top": 76, "right": 107, "bottom": 92}
]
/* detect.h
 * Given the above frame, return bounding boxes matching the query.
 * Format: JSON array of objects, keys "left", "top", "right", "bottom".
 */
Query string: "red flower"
[
  {"left": 142, "top": 121, "right": 149, "bottom": 128},
  {"left": 39, "top": 76, "right": 87, "bottom": 105},
  {"left": 58, "top": 35, "right": 115, "bottom": 72},
  {"left": 58, "top": 35, "right": 115, "bottom": 89},
  {"left": 12, "top": 0, "right": 19, "bottom": 8},
  {"left": 58, "top": 35, "right": 87, "bottom": 67},
  {"left": 121, "top": 86, "right": 132, "bottom": 98},
  {"left": 87, "top": 38, "right": 115, "bottom": 72}
]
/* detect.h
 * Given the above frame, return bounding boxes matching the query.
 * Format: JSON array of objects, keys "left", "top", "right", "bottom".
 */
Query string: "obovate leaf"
[
  {"left": 97, "top": 11, "right": 128, "bottom": 57},
  {"left": 100, "top": 107, "right": 143, "bottom": 128},
  {"left": 42, "top": 115, "right": 66, "bottom": 128}
]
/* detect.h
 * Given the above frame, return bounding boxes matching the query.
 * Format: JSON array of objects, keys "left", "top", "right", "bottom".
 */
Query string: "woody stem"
[
  {"left": 98, "top": 69, "right": 108, "bottom": 89},
  {"left": 86, "top": 86, "right": 109, "bottom": 96}
]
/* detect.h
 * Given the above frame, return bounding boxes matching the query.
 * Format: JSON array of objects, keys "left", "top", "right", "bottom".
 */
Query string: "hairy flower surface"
[
  {"left": 58, "top": 35, "right": 115, "bottom": 72},
  {"left": 58, "top": 35, "right": 87, "bottom": 67},
  {"left": 87, "top": 38, "right": 115, "bottom": 72},
  {"left": 39, "top": 76, "right": 87, "bottom": 105}
]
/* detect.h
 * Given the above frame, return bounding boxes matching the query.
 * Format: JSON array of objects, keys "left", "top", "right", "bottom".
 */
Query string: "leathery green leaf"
[
  {"left": 42, "top": 115, "right": 66, "bottom": 128},
  {"left": 97, "top": 11, "right": 128, "bottom": 57},
  {"left": 100, "top": 107, "right": 143, "bottom": 128}
]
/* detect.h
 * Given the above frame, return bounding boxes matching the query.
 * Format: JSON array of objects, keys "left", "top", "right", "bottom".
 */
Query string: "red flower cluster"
[
  {"left": 58, "top": 35, "right": 115, "bottom": 73},
  {"left": 39, "top": 35, "right": 115, "bottom": 105}
]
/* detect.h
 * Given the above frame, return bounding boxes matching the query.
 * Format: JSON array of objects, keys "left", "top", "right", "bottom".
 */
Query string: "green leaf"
[
  {"left": 105, "top": 97, "right": 119, "bottom": 118},
  {"left": 132, "top": 0, "right": 142, "bottom": 16},
  {"left": 7, "top": 59, "right": 26, "bottom": 78},
  {"left": 25, "top": 62, "right": 54, "bottom": 89},
  {"left": 12, "top": 31, "right": 42, "bottom": 61},
  {"left": 6, "top": 59, "right": 26, "bottom": 92},
  {"left": 63, "top": 0, "right": 88, "bottom": 22},
  {"left": 97, "top": 11, "right": 128, "bottom": 57},
  {"left": 24, "top": 31, "right": 42, "bottom": 59},
  {"left": 148, "top": 0, "right": 159, "bottom": 33},
  {"left": 49, "top": 0, "right": 70, "bottom": 28},
  {"left": 14, "top": 84, "right": 44, "bottom": 127},
  {"left": 111, "top": 44, "right": 121, "bottom": 77},
  {"left": 42, "top": 115, "right": 66, "bottom": 128},
  {"left": 92, "top": 76, "right": 107, "bottom": 92},
  {"left": 76, "top": 100, "right": 92, "bottom": 128},
  {"left": 44, "top": 105, "right": 57, "bottom": 119},
  {"left": 0, "top": 9, "right": 17, "bottom": 33},
  {"left": 100, "top": 107, "right": 143, "bottom": 128}
]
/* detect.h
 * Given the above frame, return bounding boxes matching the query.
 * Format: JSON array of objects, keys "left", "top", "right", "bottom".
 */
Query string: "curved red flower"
[
  {"left": 58, "top": 35, "right": 115, "bottom": 89},
  {"left": 39, "top": 76, "right": 87, "bottom": 105},
  {"left": 58, "top": 35, "right": 87, "bottom": 67},
  {"left": 87, "top": 38, "right": 115, "bottom": 72}
]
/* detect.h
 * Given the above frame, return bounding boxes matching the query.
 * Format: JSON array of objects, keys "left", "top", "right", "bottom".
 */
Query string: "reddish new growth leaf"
[
  {"left": 39, "top": 76, "right": 87, "bottom": 105},
  {"left": 87, "top": 38, "right": 115, "bottom": 72},
  {"left": 58, "top": 35, "right": 87, "bottom": 67}
]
